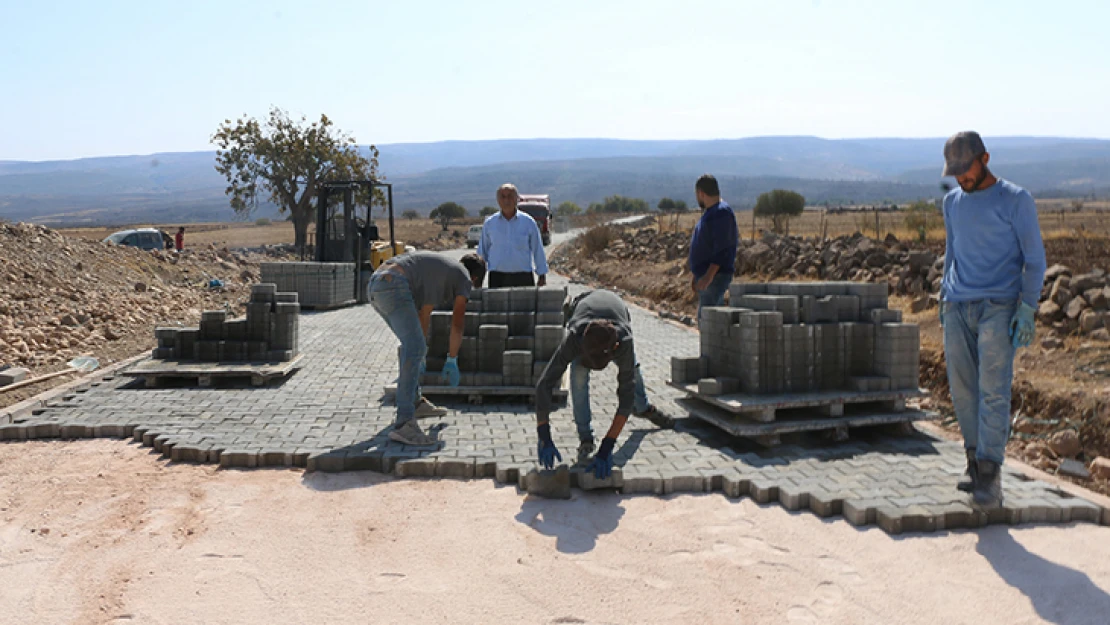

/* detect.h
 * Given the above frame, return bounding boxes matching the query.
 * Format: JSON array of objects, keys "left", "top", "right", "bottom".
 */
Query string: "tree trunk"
[{"left": 292, "top": 207, "right": 312, "bottom": 253}]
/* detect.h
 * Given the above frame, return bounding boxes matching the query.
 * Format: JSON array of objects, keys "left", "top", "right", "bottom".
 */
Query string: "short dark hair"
[
  {"left": 460, "top": 253, "right": 486, "bottom": 285},
  {"left": 580, "top": 320, "right": 618, "bottom": 370},
  {"left": 695, "top": 174, "right": 719, "bottom": 197}
]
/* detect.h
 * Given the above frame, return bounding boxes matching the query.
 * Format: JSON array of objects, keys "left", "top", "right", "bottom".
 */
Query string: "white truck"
[{"left": 466, "top": 224, "right": 483, "bottom": 248}]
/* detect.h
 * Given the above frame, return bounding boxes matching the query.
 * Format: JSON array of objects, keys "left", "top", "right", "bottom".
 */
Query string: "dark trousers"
[{"left": 488, "top": 271, "right": 535, "bottom": 288}]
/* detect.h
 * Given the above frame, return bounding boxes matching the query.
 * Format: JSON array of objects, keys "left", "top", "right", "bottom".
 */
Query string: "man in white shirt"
[{"left": 477, "top": 183, "right": 549, "bottom": 288}]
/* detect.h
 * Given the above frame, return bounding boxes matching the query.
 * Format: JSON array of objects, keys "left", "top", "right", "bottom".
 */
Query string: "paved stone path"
[{"left": 2, "top": 246, "right": 1107, "bottom": 534}]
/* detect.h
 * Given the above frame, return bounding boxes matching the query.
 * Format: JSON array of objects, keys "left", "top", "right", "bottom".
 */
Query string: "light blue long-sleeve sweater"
[{"left": 940, "top": 179, "right": 1046, "bottom": 308}]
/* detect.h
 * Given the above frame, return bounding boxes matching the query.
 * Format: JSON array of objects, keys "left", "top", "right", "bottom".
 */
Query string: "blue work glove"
[
  {"left": 536, "top": 423, "right": 562, "bottom": 470},
  {"left": 938, "top": 300, "right": 947, "bottom": 328},
  {"left": 441, "top": 356, "right": 460, "bottom": 387},
  {"left": 1010, "top": 302, "right": 1036, "bottom": 349},
  {"left": 586, "top": 437, "right": 617, "bottom": 479}
]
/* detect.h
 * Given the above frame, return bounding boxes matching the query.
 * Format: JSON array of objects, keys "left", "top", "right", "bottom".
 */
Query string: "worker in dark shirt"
[
  {"left": 534, "top": 289, "right": 674, "bottom": 477},
  {"left": 688, "top": 174, "right": 738, "bottom": 323},
  {"left": 369, "top": 251, "right": 486, "bottom": 446},
  {"left": 175, "top": 227, "right": 185, "bottom": 252}
]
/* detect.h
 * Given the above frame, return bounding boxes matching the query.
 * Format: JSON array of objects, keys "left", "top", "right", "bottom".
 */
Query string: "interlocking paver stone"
[{"left": 2, "top": 267, "right": 1107, "bottom": 534}]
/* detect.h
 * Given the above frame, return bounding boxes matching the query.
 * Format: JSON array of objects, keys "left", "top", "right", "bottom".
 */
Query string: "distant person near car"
[{"left": 175, "top": 227, "right": 185, "bottom": 252}]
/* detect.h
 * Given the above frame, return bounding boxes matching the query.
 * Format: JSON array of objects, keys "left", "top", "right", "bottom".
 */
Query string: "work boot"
[
  {"left": 957, "top": 448, "right": 978, "bottom": 493},
  {"left": 635, "top": 405, "right": 676, "bottom": 429},
  {"left": 413, "top": 397, "right": 448, "bottom": 418},
  {"left": 576, "top": 439, "right": 595, "bottom": 466},
  {"left": 389, "top": 420, "right": 438, "bottom": 447},
  {"left": 972, "top": 459, "right": 1004, "bottom": 508}
]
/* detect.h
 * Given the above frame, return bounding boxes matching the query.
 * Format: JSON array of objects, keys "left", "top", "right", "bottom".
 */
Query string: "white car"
[{"left": 466, "top": 225, "right": 482, "bottom": 248}]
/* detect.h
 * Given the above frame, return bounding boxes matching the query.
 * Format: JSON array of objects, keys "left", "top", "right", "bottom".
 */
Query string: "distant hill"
[
  {"left": 389, "top": 156, "right": 939, "bottom": 210},
  {"left": 2, "top": 137, "right": 1108, "bottom": 225}
]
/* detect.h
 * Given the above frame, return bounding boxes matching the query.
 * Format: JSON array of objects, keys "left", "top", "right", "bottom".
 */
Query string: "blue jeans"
[
  {"left": 369, "top": 272, "right": 424, "bottom": 426},
  {"left": 697, "top": 272, "right": 733, "bottom": 323},
  {"left": 943, "top": 299, "right": 1017, "bottom": 465},
  {"left": 569, "top": 360, "right": 651, "bottom": 441}
]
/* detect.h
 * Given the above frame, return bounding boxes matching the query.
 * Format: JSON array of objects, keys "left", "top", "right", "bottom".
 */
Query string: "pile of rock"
[
  {"left": 236, "top": 243, "right": 300, "bottom": 257},
  {"left": 735, "top": 232, "right": 941, "bottom": 306},
  {"left": 1036, "top": 265, "right": 1110, "bottom": 339},
  {"left": 579, "top": 225, "right": 1110, "bottom": 339},
  {"left": 0, "top": 221, "right": 291, "bottom": 370}
]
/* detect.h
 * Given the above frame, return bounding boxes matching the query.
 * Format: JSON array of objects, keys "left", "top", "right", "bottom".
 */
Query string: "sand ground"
[{"left": 1, "top": 439, "right": 1109, "bottom": 625}]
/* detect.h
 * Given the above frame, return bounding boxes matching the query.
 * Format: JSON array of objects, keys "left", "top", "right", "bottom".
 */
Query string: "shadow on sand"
[{"left": 976, "top": 526, "right": 1110, "bottom": 625}]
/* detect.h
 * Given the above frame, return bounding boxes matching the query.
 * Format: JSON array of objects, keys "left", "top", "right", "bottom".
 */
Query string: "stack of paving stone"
[
  {"left": 673, "top": 281, "right": 919, "bottom": 395},
  {"left": 420, "top": 286, "right": 567, "bottom": 388},
  {"left": 152, "top": 284, "right": 300, "bottom": 363},
  {"left": 259, "top": 262, "right": 355, "bottom": 309}
]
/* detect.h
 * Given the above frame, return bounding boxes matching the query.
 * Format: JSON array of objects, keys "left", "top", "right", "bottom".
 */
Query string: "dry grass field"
[{"left": 57, "top": 218, "right": 458, "bottom": 250}]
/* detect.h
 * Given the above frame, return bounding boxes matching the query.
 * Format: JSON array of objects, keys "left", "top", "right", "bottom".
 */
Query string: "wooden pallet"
[
  {"left": 667, "top": 380, "right": 924, "bottom": 423},
  {"left": 677, "top": 396, "right": 936, "bottom": 446},
  {"left": 121, "top": 356, "right": 303, "bottom": 388}
]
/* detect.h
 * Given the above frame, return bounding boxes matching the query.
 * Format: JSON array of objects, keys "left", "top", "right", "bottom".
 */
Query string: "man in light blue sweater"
[{"left": 939, "top": 131, "right": 1046, "bottom": 508}]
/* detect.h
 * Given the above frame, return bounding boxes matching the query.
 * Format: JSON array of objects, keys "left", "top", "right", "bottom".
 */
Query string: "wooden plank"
[
  {"left": 676, "top": 396, "right": 935, "bottom": 438},
  {"left": 666, "top": 380, "right": 924, "bottom": 415},
  {"left": 122, "top": 355, "right": 303, "bottom": 379}
]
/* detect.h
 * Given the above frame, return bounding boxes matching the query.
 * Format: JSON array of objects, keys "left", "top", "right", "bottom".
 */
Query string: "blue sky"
[{"left": 2, "top": 0, "right": 1108, "bottom": 160}]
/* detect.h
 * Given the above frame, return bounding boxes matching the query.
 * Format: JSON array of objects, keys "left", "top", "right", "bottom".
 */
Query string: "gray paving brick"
[
  {"left": 395, "top": 457, "right": 437, "bottom": 478},
  {"left": 2, "top": 269, "right": 1103, "bottom": 535}
]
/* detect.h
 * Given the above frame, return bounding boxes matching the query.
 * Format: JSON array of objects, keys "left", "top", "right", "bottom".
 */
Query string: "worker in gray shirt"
[
  {"left": 534, "top": 289, "right": 674, "bottom": 477},
  {"left": 369, "top": 251, "right": 486, "bottom": 446}
]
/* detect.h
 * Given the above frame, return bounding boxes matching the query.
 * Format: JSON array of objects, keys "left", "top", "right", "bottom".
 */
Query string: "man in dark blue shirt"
[{"left": 688, "top": 174, "right": 738, "bottom": 322}]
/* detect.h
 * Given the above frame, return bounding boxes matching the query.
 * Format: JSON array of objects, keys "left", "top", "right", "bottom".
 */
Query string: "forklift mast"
[{"left": 314, "top": 180, "right": 404, "bottom": 301}]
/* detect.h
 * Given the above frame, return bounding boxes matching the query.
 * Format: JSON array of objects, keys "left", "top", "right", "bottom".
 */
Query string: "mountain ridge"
[{"left": 2, "top": 137, "right": 1107, "bottom": 225}]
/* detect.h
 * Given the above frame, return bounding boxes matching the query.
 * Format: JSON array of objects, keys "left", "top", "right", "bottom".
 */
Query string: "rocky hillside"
[
  {"left": 560, "top": 224, "right": 1110, "bottom": 341},
  {"left": 0, "top": 222, "right": 294, "bottom": 405}
]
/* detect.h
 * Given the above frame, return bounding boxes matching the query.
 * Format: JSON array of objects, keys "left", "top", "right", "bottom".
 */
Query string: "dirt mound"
[{"left": 0, "top": 222, "right": 295, "bottom": 408}]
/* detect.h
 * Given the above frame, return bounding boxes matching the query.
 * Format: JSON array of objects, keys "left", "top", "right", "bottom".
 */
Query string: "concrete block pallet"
[
  {"left": 260, "top": 262, "right": 356, "bottom": 310},
  {"left": 386, "top": 286, "right": 570, "bottom": 400},
  {"left": 131, "top": 283, "right": 302, "bottom": 387},
  {"left": 676, "top": 281, "right": 932, "bottom": 443}
]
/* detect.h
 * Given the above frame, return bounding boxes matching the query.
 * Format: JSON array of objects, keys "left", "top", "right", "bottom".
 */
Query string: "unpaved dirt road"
[{"left": 2, "top": 439, "right": 1109, "bottom": 625}]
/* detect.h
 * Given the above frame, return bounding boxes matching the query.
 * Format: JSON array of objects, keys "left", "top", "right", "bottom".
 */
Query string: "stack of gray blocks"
[
  {"left": 673, "top": 281, "right": 919, "bottom": 395},
  {"left": 152, "top": 283, "right": 300, "bottom": 363},
  {"left": 259, "top": 262, "right": 355, "bottom": 309},
  {"left": 420, "top": 286, "right": 567, "bottom": 388}
]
